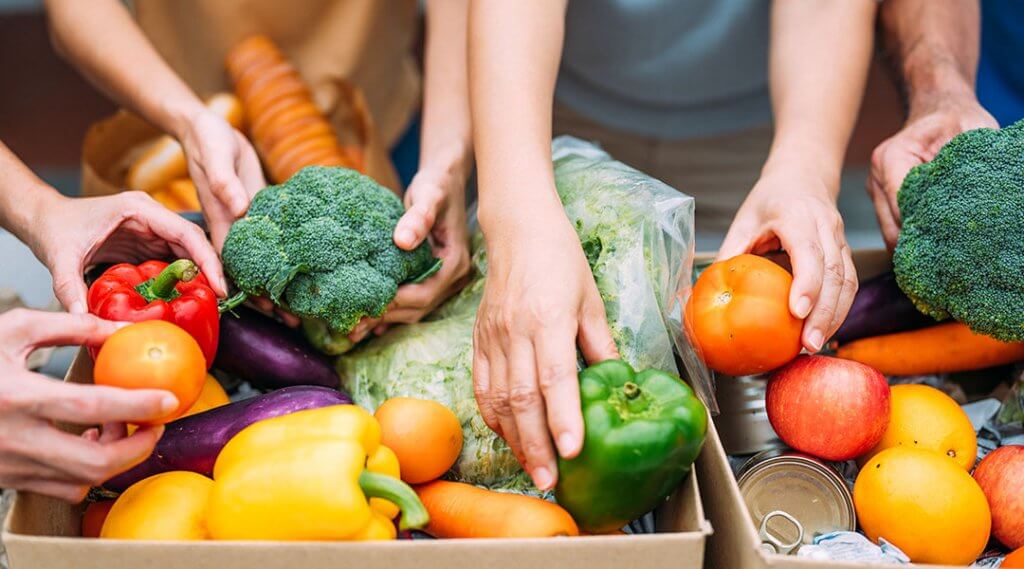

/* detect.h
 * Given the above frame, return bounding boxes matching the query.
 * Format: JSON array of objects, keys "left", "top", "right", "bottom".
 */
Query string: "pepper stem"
[
  {"left": 359, "top": 470, "right": 429, "bottom": 531},
  {"left": 218, "top": 291, "right": 248, "bottom": 314},
  {"left": 145, "top": 259, "right": 198, "bottom": 300},
  {"left": 623, "top": 381, "right": 641, "bottom": 400}
]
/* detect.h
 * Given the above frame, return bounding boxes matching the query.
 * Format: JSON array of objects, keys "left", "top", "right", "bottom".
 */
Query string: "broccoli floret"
[
  {"left": 893, "top": 119, "right": 1024, "bottom": 341},
  {"left": 222, "top": 166, "right": 441, "bottom": 346}
]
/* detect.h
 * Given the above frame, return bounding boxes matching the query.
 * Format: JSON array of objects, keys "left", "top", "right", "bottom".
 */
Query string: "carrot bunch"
[{"left": 225, "top": 35, "right": 362, "bottom": 183}]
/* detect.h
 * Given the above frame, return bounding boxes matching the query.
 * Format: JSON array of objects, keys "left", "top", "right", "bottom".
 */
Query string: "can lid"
[{"left": 737, "top": 451, "right": 856, "bottom": 546}]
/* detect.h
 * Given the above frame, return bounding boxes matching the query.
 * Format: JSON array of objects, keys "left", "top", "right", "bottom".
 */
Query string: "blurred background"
[{"left": 0, "top": 0, "right": 898, "bottom": 375}]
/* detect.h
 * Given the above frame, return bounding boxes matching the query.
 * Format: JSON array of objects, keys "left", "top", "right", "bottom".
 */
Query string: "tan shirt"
[{"left": 131, "top": 0, "right": 421, "bottom": 148}]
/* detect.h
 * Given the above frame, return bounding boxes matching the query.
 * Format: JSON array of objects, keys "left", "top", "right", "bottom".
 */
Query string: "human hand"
[
  {"left": 472, "top": 212, "right": 618, "bottom": 491},
  {"left": 24, "top": 191, "right": 226, "bottom": 314},
  {"left": 179, "top": 108, "right": 266, "bottom": 250},
  {"left": 869, "top": 98, "right": 997, "bottom": 249},
  {"left": 719, "top": 166, "right": 857, "bottom": 352},
  {"left": 0, "top": 309, "right": 178, "bottom": 502},
  {"left": 347, "top": 169, "right": 472, "bottom": 342}
]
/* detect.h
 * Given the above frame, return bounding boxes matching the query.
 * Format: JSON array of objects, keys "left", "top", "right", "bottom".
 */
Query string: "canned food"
[
  {"left": 737, "top": 449, "right": 856, "bottom": 553},
  {"left": 714, "top": 374, "right": 784, "bottom": 455}
]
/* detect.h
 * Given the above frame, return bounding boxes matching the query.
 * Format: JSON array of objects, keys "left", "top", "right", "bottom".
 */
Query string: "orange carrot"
[
  {"left": 415, "top": 481, "right": 579, "bottom": 538},
  {"left": 835, "top": 322, "right": 1024, "bottom": 376}
]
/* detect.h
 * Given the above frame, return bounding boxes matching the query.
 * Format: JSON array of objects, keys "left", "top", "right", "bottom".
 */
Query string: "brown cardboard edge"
[
  {"left": 2, "top": 348, "right": 711, "bottom": 569},
  {"left": 697, "top": 247, "right": 973, "bottom": 569}
]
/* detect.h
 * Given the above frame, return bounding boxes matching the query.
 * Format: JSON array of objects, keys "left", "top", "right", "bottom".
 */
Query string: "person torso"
[
  {"left": 557, "top": 0, "right": 771, "bottom": 140},
  {"left": 978, "top": 0, "right": 1024, "bottom": 126}
]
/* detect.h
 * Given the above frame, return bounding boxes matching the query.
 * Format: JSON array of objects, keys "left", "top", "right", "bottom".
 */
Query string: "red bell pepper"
[{"left": 87, "top": 260, "right": 219, "bottom": 366}]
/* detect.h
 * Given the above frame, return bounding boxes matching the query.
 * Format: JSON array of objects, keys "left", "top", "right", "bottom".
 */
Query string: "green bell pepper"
[{"left": 555, "top": 359, "right": 708, "bottom": 533}]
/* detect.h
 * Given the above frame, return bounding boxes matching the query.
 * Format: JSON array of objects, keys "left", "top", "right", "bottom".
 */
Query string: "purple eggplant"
[
  {"left": 104, "top": 386, "right": 351, "bottom": 491},
  {"left": 832, "top": 271, "right": 936, "bottom": 344},
  {"left": 214, "top": 306, "right": 339, "bottom": 390}
]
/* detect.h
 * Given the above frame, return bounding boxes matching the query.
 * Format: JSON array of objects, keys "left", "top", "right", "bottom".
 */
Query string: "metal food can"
[
  {"left": 714, "top": 374, "right": 784, "bottom": 455},
  {"left": 737, "top": 449, "right": 856, "bottom": 554}
]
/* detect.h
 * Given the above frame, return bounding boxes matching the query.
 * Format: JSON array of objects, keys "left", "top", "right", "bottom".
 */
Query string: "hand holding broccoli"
[
  {"left": 868, "top": 97, "right": 997, "bottom": 250},
  {"left": 347, "top": 167, "right": 472, "bottom": 342}
]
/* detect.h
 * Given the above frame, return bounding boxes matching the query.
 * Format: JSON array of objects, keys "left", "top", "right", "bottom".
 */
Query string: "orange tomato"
[
  {"left": 81, "top": 500, "right": 114, "bottom": 538},
  {"left": 685, "top": 254, "right": 803, "bottom": 376},
  {"left": 94, "top": 321, "right": 206, "bottom": 425},
  {"left": 374, "top": 398, "right": 463, "bottom": 484},
  {"left": 854, "top": 447, "right": 991, "bottom": 565},
  {"left": 1004, "top": 547, "right": 1024, "bottom": 569}
]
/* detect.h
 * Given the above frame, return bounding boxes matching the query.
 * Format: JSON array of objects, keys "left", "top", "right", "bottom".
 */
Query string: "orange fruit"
[
  {"left": 854, "top": 447, "right": 991, "bottom": 565},
  {"left": 859, "top": 384, "right": 977, "bottom": 470},
  {"left": 1005, "top": 547, "right": 1024, "bottom": 569},
  {"left": 374, "top": 398, "right": 463, "bottom": 484},
  {"left": 94, "top": 321, "right": 207, "bottom": 425}
]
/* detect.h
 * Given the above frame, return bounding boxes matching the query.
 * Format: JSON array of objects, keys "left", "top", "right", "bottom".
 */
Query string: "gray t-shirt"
[{"left": 556, "top": 0, "right": 771, "bottom": 140}]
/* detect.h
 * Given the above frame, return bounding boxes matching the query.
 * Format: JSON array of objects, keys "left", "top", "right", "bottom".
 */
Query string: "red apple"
[
  {"left": 973, "top": 445, "right": 1024, "bottom": 549},
  {"left": 766, "top": 355, "right": 890, "bottom": 461}
]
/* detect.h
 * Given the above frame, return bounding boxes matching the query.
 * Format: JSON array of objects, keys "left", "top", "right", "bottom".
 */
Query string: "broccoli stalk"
[
  {"left": 893, "top": 119, "right": 1024, "bottom": 341},
  {"left": 221, "top": 166, "right": 441, "bottom": 354}
]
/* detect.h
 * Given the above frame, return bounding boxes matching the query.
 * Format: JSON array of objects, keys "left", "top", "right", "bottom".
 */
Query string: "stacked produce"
[
  {"left": 225, "top": 35, "right": 362, "bottom": 182},
  {"left": 689, "top": 120, "right": 1024, "bottom": 565},
  {"left": 78, "top": 142, "right": 709, "bottom": 542}
]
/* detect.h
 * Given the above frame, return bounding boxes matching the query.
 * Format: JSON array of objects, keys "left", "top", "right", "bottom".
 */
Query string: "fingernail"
[
  {"left": 532, "top": 467, "right": 554, "bottom": 491},
  {"left": 807, "top": 329, "right": 825, "bottom": 352},
  {"left": 159, "top": 395, "right": 179, "bottom": 414},
  {"left": 395, "top": 228, "right": 415, "bottom": 246},
  {"left": 114, "top": 321, "right": 131, "bottom": 329},
  {"left": 794, "top": 296, "right": 812, "bottom": 319},
  {"left": 557, "top": 434, "right": 579, "bottom": 458}
]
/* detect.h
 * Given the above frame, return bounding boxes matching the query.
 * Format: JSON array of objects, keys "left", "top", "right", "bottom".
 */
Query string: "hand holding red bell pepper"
[{"left": 88, "top": 260, "right": 220, "bottom": 365}]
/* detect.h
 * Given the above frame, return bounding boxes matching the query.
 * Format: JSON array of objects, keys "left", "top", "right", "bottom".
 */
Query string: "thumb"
[
  {"left": 394, "top": 191, "right": 442, "bottom": 251},
  {"left": 51, "top": 264, "right": 90, "bottom": 314},
  {"left": 717, "top": 224, "right": 756, "bottom": 262},
  {"left": 577, "top": 293, "right": 619, "bottom": 364},
  {"left": 882, "top": 152, "right": 921, "bottom": 223}
]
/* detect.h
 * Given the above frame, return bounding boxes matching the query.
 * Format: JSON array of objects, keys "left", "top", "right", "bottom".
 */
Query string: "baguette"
[{"left": 124, "top": 93, "right": 244, "bottom": 192}]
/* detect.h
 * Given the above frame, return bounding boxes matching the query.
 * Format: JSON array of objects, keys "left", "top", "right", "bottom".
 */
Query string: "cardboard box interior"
[
  {"left": 697, "top": 248, "right": 977, "bottom": 569},
  {"left": 3, "top": 350, "right": 712, "bottom": 569}
]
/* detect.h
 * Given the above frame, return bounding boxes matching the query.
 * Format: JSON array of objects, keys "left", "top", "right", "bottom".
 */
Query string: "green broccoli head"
[
  {"left": 222, "top": 166, "right": 441, "bottom": 335},
  {"left": 893, "top": 119, "right": 1024, "bottom": 340}
]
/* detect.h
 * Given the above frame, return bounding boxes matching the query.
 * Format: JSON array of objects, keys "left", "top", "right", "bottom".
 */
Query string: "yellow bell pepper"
[
  {"left": 206, "top": 405, "right": 428, "bottom": 540},
  {"left": 101, "top": 471, "right": 212, "bottom": 540}
]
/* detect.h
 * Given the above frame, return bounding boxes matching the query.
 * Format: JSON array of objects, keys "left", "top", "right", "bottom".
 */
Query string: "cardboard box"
[
  {"left": 697, "top": 249, "right": 975, "bottom": 569},
  {"left": 3, "top": 350, "right": 712, "bottom": 569}
]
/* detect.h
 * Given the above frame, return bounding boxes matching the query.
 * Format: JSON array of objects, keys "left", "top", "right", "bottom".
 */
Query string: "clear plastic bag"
[{"left": 338, "top": 137, "right": 712, "bottom": 490}]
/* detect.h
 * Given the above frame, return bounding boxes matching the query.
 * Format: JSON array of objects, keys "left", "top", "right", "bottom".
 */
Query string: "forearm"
[
  {"left": 421, "top": 0, "right": 473, "bottom": 185},
  {"left": 881, "top": 0, "right": 981, "bottom": 116},
  {"left": 766, "top": 0, "right": 877, "bottom": 190},
  {"left": 44, "top": 0, "right": 204, "bottom": 140},
  {"left": 0, "top": 141, "right": 62, "bottom": 244},
  {"left": 469, "top": 0, "right": 568, "bottom": 236}
]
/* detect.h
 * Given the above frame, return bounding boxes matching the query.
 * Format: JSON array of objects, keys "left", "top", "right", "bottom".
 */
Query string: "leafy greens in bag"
[{"left": 338, "top": 137, "right": 710, "bottom": 490}]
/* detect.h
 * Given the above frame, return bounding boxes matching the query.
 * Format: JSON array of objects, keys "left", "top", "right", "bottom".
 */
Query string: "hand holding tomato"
[
  {"left": 94, "top": 320, "right": 207, "bottom": 425},
  {"left": 0, "top": 309, "right": 174, "bottom": 502},
  {"left": 685, "top": 254, "right": 803, "bottom": 376}
]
